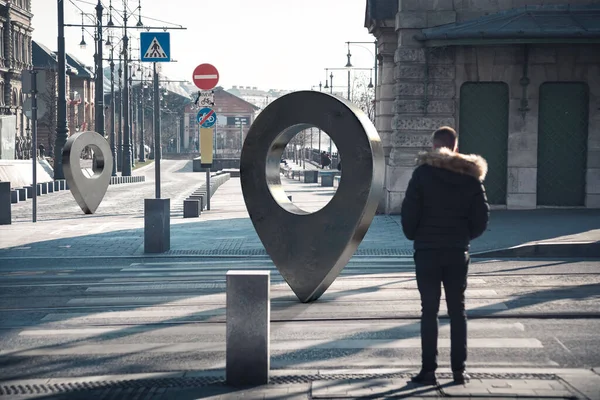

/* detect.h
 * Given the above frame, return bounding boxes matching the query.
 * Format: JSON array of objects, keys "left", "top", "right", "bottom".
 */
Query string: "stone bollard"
[
  {"left": 304, "top": 170, "right": 318, "bottom": 183},
  {"left": 47, "top": 182, "right": 54, "bottom": 193},
  {"left": 24, "top": 186, "right": 33, "bottom": 198},
  {"left": 36, "top": 183, "right": 42, "bottom": 196},
  {"left": 10, "top": 190, "right": 18, "bottom": 203},
  {"left": 17, "top": 188, "right": 26, "bottom": 201},
  {"left": 0, "top": 182, "right": 11, "bottom": 225},
  {"left": 189, "top": 194, "right": 204, "bottom": 211},
  {"left": 226, "top": 270, "right": 270, "bottom": 386},
  {"left": 320, "top": 173, "right": 334, "bottom": 187},
  {"left": 40, "top": 182, "right": 48, "bottom": 194},
  {"left": 59, "top": 180, "right": 66, "bottom": 190},
  {"left": 54, "top": 181, "right": 60, "bottom": 191},
  {"left": 183, "top": 199, "right": 200, "bottom": 218},
  {"left": 144, "top": 199, "right": 170, "bottom": 253}
]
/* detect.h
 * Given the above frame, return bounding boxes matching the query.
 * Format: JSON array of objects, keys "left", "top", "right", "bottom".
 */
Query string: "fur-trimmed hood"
[{"left": 417, "top": 148, "right": 488, "bottom": 182}]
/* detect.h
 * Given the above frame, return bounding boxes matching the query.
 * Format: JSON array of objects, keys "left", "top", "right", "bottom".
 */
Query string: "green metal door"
[
  {"left": 459, "top": 82, "right": 509, "bottom": 205},
  {"left": 537, "top": 83, "right": 589, "bottom": 206}
]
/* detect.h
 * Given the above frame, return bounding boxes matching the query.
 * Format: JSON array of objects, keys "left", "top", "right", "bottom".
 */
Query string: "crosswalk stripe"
[
  {"left": 40, "top": 301, "right": 508, "bottom": 322},
  {"left": 68, "top": 289, "right": 499, "bottom": 305},
  {"left": 18, "top": 322, "right": 525, "bottom": 337},
  {"left": 86, "top": 278, "right": 488, "bottom": 292},
  {"left": 0, "top": 338, "right": 542, "bottom": 356}
]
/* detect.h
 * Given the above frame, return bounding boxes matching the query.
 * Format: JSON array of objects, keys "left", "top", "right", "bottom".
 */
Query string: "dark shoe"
[
  {"left": 453, "top": 370, "right": 470, "bottom": 384},
  {"left": 411, "top": 370, "right": 437, "bottom": 385}
]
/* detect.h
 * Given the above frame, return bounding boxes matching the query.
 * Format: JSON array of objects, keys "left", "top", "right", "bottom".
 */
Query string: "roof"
[
  {"left": 218, "top": 88, "right": 260, "bottom": 111},
  {"left": 416, "top": 4, "right": 600, "bottom": 46},
  {"left": 65, "top": 54, "right": 93, "bottom": 79},
  {"left": 32, "top": 41, "right": 78, "bottom": 75}
]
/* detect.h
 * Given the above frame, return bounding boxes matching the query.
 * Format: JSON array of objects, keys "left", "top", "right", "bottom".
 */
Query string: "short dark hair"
[{"left": 432, "top": 126, "right": 457, "bottom": 149}]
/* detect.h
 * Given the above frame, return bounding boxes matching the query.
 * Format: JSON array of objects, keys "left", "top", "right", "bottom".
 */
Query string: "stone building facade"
[
  {"left": 366, "top": 0, "right": 600, "bottom": 213},
  {"left": 0, "top": 0, "right": 33, "bottom": 159}
]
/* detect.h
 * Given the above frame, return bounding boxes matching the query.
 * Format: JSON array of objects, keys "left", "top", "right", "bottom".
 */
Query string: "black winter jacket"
[{"left": 400, "top": 148, "right": 490, "bottom": 250}]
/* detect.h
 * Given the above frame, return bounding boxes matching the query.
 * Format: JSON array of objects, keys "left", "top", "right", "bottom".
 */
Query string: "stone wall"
[
  {"left": 370, "top": 0, "right": 600, "bottom": 212},
  {"left": 455, "top": 44, "right": 600, "bottom": 209}
]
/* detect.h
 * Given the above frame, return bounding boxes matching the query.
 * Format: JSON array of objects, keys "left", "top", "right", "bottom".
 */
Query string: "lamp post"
[
  {"left": 121, "top": 4, "right": 132, "bottom": 176},
  {"left": 345, "top": 41, "right": 378, "bottom": 124},
  {"left": 117, "top": 52, "right": 123, "bottom": 172},
  {"left": 139, "top": 66, "right": 146, "bottom": 162},
  {"left": 55, "top": 0, "right": 69, "bottom": 180},
  {"left": 94, "top": 0, "right": 105, "bottom": 137},
  {"left": 109, "top": 46, "right": 117, "bottom": 176}
]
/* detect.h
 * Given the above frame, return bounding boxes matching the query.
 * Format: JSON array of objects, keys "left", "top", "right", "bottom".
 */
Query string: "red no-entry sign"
[{"left": 193, "top": 64, "right": 219, "bottom": 90}]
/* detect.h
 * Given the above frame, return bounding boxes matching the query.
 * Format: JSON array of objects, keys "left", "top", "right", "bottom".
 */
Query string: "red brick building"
[{"left": 183, "top": 87, "right": 259, "bottom": 157}]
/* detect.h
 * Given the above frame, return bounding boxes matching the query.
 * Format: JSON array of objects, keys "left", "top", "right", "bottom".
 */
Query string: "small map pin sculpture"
[
  {"left": 240, "top": 91, "right": 385, "bottom": 303},
  {"left": 63, "top": 131, "right": 113, "bottom": 214}
]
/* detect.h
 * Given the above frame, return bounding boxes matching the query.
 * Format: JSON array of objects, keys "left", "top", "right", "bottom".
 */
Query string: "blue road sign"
[
  {"left": 140, "top": 32, "right": 171, "bottom": 62},
  {"left": 197, "top": 107, "right": 217, "bottom": 128}
]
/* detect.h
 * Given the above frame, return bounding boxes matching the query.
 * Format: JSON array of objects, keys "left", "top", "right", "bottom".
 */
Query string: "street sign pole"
[
  {"left": 31, "top": 71, "right": 38, "bottom": 223},
  {"left": 153, "top": 62, "right": 161, "bottom": 199}
]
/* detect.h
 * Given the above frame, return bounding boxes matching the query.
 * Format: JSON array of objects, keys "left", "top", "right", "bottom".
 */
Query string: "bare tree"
[{"left": 350, "top": 71, "right": 375, "bottom": 123}]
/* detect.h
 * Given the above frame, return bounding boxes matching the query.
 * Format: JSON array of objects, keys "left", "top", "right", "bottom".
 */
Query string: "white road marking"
[
  {"left": 18, "top": 322, "right": 525, "bottom": 337},
  {"left": 1, "top": 338, "right": 543, "bottom": 356}
]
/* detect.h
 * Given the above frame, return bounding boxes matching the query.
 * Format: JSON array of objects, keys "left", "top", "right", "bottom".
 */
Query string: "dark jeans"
[{"left": 414, "top": 249, "right": 470, "bottom": 372}]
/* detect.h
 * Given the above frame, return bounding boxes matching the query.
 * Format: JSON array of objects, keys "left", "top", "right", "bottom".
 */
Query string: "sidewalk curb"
[{"left": 472, "top": 241, "right": 600, "bottom": 258}]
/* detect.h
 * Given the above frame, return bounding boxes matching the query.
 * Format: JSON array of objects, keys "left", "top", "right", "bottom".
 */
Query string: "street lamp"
[
  {"left": 345, "top": 41, "right": 378, "bottom": 124},
  {"left": 79, "top": 13, "right": 87, "bottom": 49}
]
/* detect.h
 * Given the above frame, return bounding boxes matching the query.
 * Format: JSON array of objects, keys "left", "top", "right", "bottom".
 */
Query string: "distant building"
[
  {"left": 183, "top": 87, "right": 259, "bottom": 157},
  {"left": 66, "top": 54, "right": 95, "bottom": 134},
  {"left": 0, "top": 0, "right": 33, "bottom": 159},
  {"left": 366, "top": 0, "right": 600, "bottom": 212},
  {"left": 227, "top": 85, "right": 293, "bottom": 111},
  {"left": 32, "top": 41, "right": 78, "bottom": 154}
]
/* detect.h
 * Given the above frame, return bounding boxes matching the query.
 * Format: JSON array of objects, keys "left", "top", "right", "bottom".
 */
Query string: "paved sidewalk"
[
  {"left": 0, "top": 176, "right": 599, "bottom": 259},
  {"left": 1, "top": 368, "right": 599, "bottom": 399}
]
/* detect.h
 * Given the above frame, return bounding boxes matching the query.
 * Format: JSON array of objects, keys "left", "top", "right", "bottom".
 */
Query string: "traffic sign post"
[
  {"left": 193, "top": 64, "right": 219, "bottom": 90},
  {"left": 195, "top": 90, "right": 215, "bottom": 107},
  {"left": 140, "top": 32, "right": 171, "bottom": 62},
  {"left": 192, "top": 63, "right": 220, "bottom": 212},
  {"left": 197, "top": 107, "right": 217, "bottom": 128}
]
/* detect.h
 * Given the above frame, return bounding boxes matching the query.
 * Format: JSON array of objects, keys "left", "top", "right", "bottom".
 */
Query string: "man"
[{"left": 401, "top": 126, "right": 489, "bottom": 385}]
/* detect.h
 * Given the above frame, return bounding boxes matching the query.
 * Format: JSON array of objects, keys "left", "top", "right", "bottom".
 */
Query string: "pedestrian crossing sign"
[{"left": 140, "top": 32, "right": 171, "bottom": 62}]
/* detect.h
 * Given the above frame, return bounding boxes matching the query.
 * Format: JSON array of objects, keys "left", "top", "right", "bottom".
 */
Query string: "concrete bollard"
[
  {"left": 41, "top": 182, "right": 48, "bottom": 194},
  {"left": 320, "top": 173, "right": 334, "bottom": 187},
  {"left": 0, "top": 182, "right": 11, "bottom": 225},
  {"left": 183, "top": 199, "right": 200, "bottom": 218},
  {"left": 17, "top": 188, "right": 26, "bottom": 201},
  {"left": 226, "top": 270, "right": 270, "bottom": 386},
  {"left": 304, "top": 170, "right": 318, "bottom": 183},
  {"left": 24, "top": 186, "right": 33, "bottom": 198},
  {"left": 10, "top": 190, "right": 18, "bottom": 203},
  {"left": 59, "top": 180, "right": 66, "bottom": 190},
  {"left": 54, "top": 181, "right": 60, "bottom": 191},
  {"left": 47, "top": 182, "right": 54, "bottom": 193},
  {"left": 189, "top": 194, "right": 204, "bottom": 211},
  {"left": 144, "top": 198, "right": 170, "bottom": 253}
]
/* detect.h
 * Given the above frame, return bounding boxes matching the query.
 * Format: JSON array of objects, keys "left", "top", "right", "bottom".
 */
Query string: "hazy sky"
[{"left": 31, "top": 0, "right": 377, "bottom": 91}]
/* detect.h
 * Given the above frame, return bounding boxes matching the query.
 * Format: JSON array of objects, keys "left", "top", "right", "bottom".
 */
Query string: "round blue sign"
[{"left": 197, "top": 107, "right": 217, "bottom": 128}]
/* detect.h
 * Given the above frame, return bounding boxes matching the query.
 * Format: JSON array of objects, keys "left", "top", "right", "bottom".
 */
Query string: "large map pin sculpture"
[
  {"left": 240, "top": 91, "right": 385, "bottom": 303},
  {"left": 63, "top": 131, "right": 113, "bottom": 214}
]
